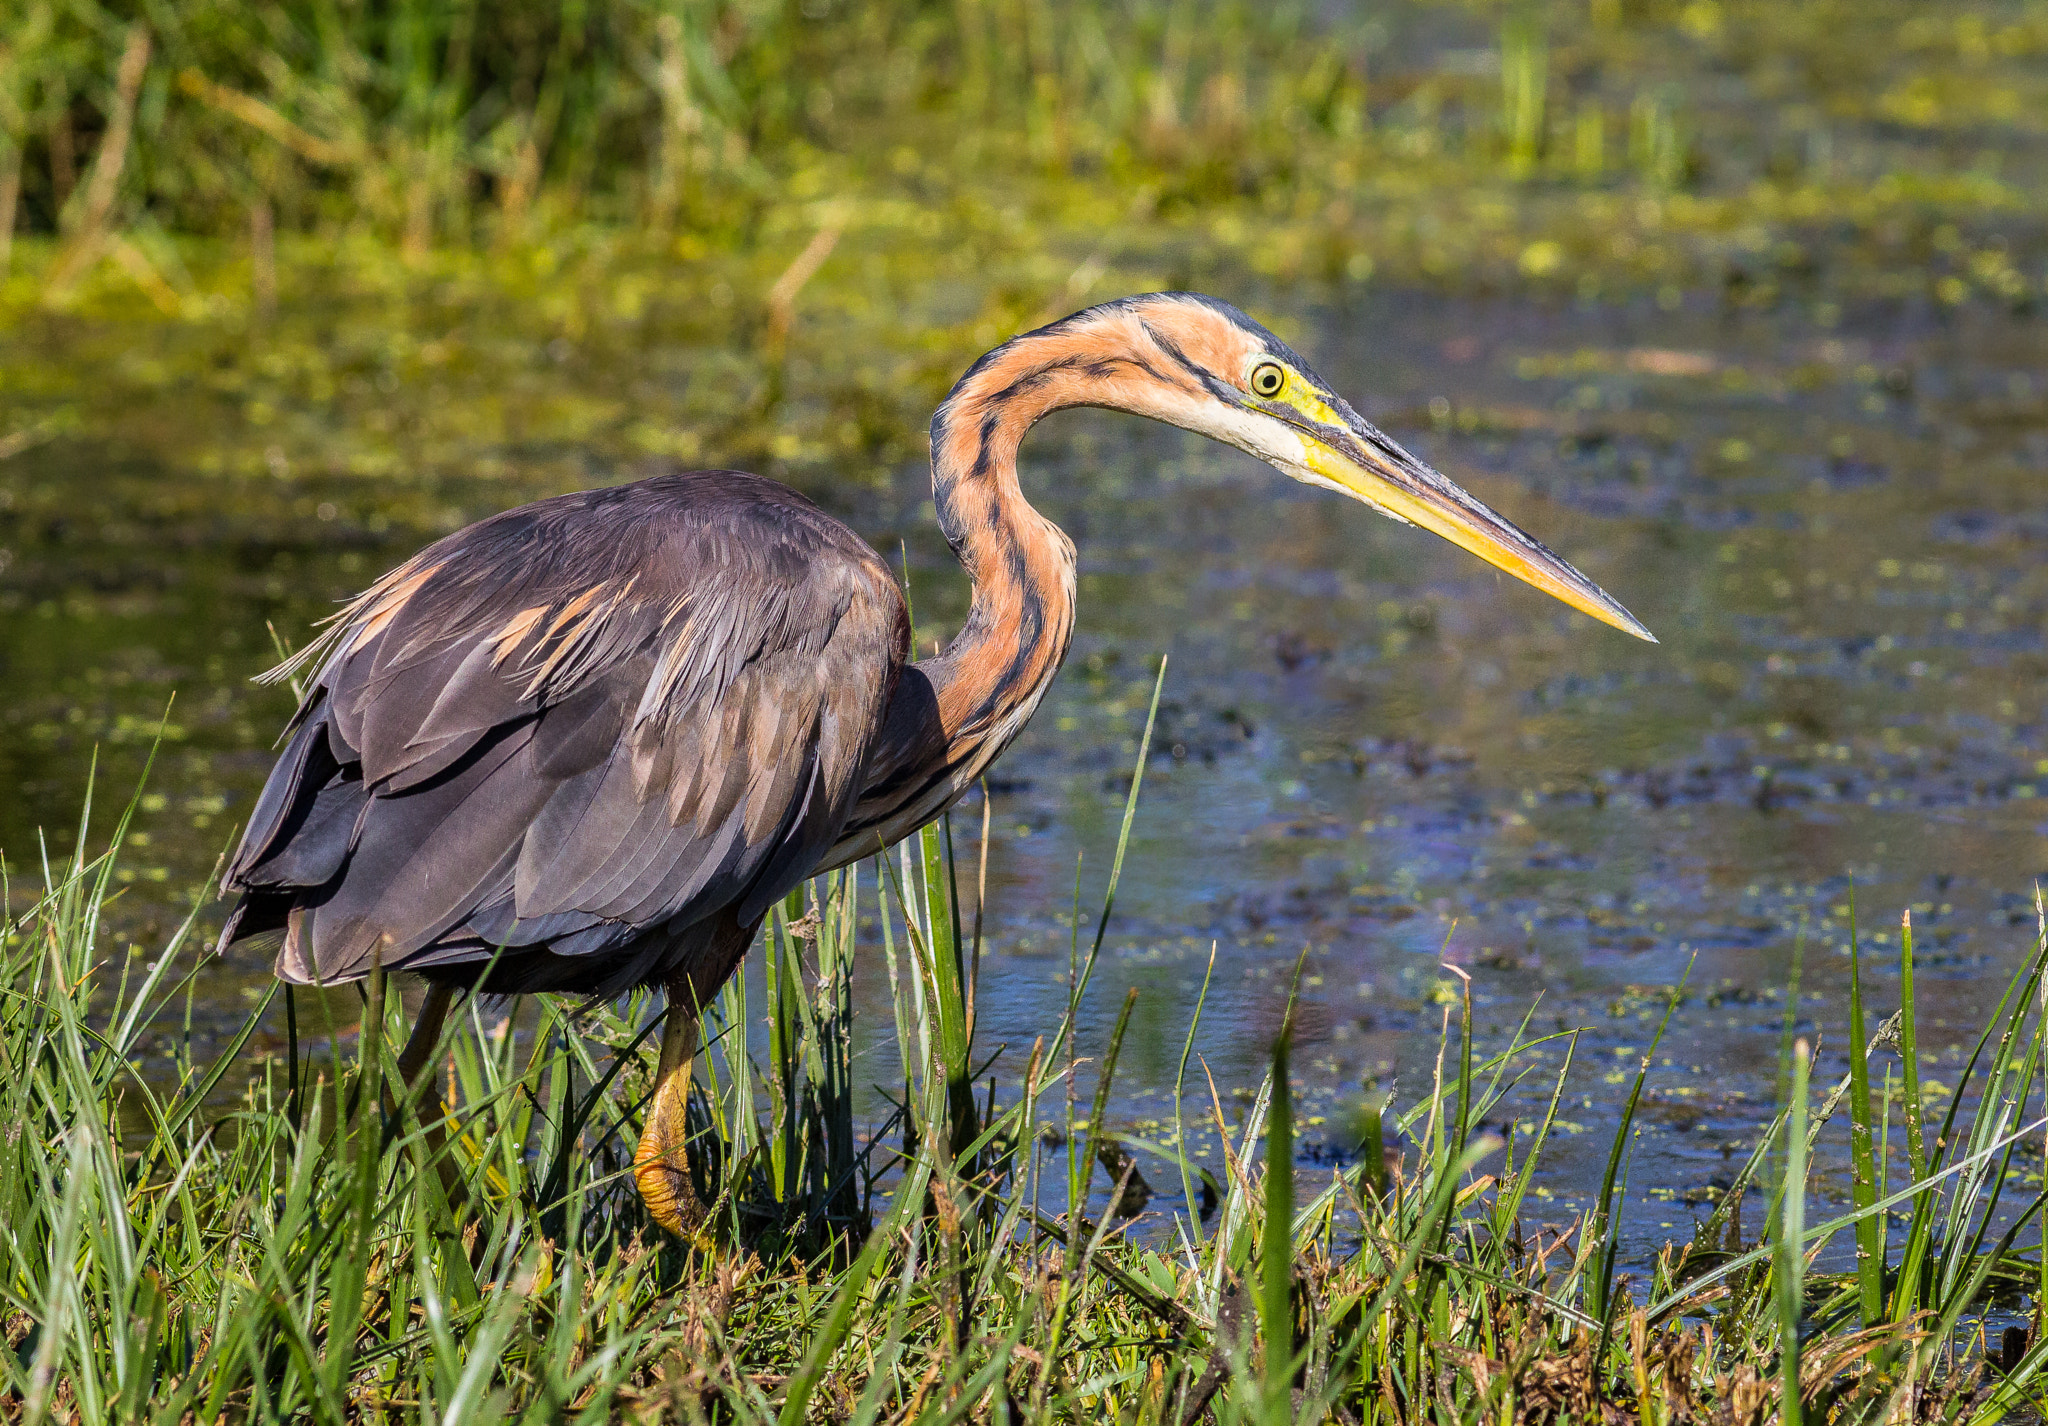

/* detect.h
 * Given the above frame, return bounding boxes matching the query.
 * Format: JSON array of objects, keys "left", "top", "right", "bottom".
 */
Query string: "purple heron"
[{"left": 218, "top": 293, "right": 1652, "bottom": 1236}]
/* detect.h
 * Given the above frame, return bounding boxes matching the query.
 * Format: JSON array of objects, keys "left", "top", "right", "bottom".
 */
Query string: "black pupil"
[{"left": 1256, "top": 367, "right": 1280, "bottom": 394}]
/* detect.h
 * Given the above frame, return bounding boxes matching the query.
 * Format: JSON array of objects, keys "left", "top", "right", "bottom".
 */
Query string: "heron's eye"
[{"left": 1249, "top": 362, "right": 1286, "bottom": 398}]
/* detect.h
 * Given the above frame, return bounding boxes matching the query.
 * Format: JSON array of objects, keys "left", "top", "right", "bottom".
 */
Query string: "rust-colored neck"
[
  {"left": 833, "top": 324, "right": 1131, "bottom": 855},
  {"left": 923, "top": 333, "right": 1091, "bottom": 748},
  {"left": 826, "top": 305, "right": 1224, "bottom": 862}
]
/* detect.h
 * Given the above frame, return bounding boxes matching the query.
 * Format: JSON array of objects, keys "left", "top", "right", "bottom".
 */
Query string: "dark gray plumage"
[{"left": 219, "top": 470, "right": 907, "bottom": 997}]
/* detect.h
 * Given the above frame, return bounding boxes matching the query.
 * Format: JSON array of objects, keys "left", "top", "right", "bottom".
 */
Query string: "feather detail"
[{"left": 219, "top": 470, "right": 904, "bottom": 996}]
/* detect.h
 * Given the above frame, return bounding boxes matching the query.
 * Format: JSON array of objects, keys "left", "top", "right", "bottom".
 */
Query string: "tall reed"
[{"left": 0, "top": 0, "right": 1703, "bottom": 274}]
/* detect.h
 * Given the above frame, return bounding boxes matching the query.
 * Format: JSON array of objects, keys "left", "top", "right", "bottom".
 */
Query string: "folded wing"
[{"left": 220, "top": 471, "right": 906, "bottom": 996}]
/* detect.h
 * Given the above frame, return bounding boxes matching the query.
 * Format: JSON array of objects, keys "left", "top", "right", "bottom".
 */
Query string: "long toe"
[{"left": 634, "top": 1128, "right": 710, "bottom": 1242}]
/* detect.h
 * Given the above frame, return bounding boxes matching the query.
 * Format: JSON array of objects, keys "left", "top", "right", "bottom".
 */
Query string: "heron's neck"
[
  {"left": 919, "top": 334, "right": 1083, "bottom": 787},
  {"left": 832, "top": 330, "right": 1089, "bottom": 854}
]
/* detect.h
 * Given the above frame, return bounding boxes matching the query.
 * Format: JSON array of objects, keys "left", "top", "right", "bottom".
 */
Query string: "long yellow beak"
[{"left": 1290, "top": 403, "right": 1655, "bottom": 642}]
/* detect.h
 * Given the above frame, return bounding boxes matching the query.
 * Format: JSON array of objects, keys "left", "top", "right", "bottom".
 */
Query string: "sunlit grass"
[{"left": 7, "top": 720, "right": 2048, "bottom": 1420}]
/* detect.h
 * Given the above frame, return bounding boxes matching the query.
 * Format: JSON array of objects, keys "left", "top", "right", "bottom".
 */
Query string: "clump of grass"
[
  {"left": 6, "top": 740, "right": 2048, "bottom": 1421},
  {"left": 0, "top": 0, "right": 1634, "bottom": 254}
]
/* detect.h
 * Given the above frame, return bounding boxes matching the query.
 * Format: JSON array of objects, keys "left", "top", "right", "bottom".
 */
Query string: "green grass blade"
[
  {"left": 1900, "top": 909, "right": 1928, "bottom": 1182},
  {"left": 1845, "top": 892, "right": 1883, "bottom": 1327},
  {"left": 1776, "top": 1038, "right": 1810, "bottom": 1426},
  {"left": 1261, "top": 1027, "right": 1295, "bottom": 1426},
  {"left": 1174, "top": 942, "right": 1219, "bottom": 1248}
]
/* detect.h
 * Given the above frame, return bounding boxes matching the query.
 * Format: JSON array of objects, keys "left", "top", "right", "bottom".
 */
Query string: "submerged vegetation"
[
  {"left": 2, "top": 0, "right": 2047, "bottom": 489},
  {"left": 7, "top": 735, "right": 2048, "bottom": 1421}
]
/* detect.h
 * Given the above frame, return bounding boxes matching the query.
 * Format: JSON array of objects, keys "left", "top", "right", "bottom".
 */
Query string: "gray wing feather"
[{"left": 220, "top": 471, "right": 907, "bottom": 992}]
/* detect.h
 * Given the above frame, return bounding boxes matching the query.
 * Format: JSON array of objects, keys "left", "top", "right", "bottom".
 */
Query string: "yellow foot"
[
  {"left": 633, "top": 1136, "right": 711, "bottom": 1244},
  {"left": 635, "top": 985, "right": 714, "bottom": 1246}
]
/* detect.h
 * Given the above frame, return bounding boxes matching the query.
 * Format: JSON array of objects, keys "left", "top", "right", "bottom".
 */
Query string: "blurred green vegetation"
[{"left": 0, "top": 0, "right": 2045, "bottom": 486}]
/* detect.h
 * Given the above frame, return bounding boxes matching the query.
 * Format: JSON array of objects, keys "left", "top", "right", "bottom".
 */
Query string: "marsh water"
[{"left": 5, "top": 279, "right": 2047, "bottom": 1253}]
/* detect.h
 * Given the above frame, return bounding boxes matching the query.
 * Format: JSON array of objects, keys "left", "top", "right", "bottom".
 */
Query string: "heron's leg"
[
  {"left": 634, "top": 978, "right": 708, "bottom": 1240},
  {"left": 393, "top": 981, "right": 456, "bottom": 1089},
  {"left": 386, "top": 981, "right": 464, "bottom": 1205}
]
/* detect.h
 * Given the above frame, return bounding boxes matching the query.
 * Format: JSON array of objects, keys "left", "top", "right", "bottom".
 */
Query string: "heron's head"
[{"left": 1020, "top": 293, "right": 1654, "bottom": 641}]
